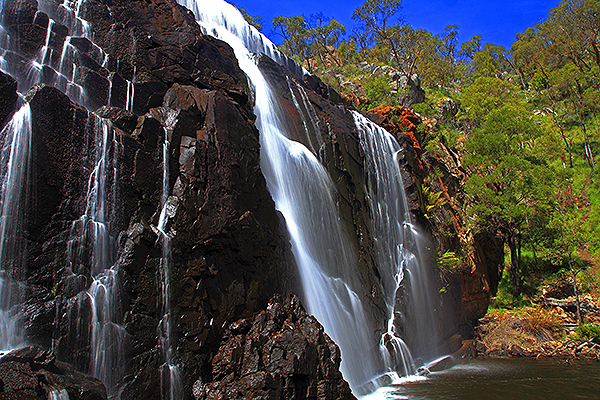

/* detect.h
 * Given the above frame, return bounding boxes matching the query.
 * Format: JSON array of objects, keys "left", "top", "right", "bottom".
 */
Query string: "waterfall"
[
  {"left": 0, "top": 0, "right": 106, "bottom": 109},
  {"left": 0, "top": 0, "right": 128, "bottom": 393},
  {"left": 178, "top": 0, "right": 381, "bottom": 389},
  {"left": 150, "top": 108, "right": 182, "bottom": 400},
  {"left": 67, "top": 116, "right": 125, "bottom": 397},
  {"left": 0, "top": 102, "right": 31, "bottom": 354},
  {"left": 352, "top": 111, "right": 437, "bottom": 368}
]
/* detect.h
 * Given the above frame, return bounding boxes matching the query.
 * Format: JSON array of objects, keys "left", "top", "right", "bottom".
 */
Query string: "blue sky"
[{"left": 232, "top": 0, "right": 560, "bottom": 50}]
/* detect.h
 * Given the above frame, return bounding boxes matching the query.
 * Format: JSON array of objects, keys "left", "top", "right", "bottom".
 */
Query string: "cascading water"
[
  {"left": 66, "top": 116, "right": 125, "bottom": 397},
  {"left": 0, "top": 0, "right": 129, "bottom": 394},
  {"left": 1, "top": 0, "right": 93, "bottom": 106},
  {"left": 0, "top": 102, "right": 31, "bottom": 355},
  {"left": 150, "top": 107, "right": 182, "bottom": 400},
  {"left": 48, "top": 388, "right": 70, "bottom": 400},
  {"left": 1, "top": 0, "right": 441, "bottom": 396},
  {"left": 285, "top": 75, "right": 324, "bottom": 154},
  {"left": 179, "top": 0, "right": 441, "bottom": 393},
  {"left": 178, "top": 0, "right": 381, "bottom": 389},
  {"left": 352, "top": 111, "right": 437, "bottom": 369}
]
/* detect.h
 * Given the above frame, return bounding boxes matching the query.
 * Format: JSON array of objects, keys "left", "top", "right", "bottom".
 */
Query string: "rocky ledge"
[
  {"left": 192, "top": 294, "right": 356, "bottom": 400},
  {"left": 0, "top": 346, "right": 107, "bottom": 400}
]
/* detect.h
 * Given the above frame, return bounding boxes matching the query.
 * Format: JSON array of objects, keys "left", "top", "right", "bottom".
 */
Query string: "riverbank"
[{"left": 473, "top": 293, "right": 600, "bottom": 360}]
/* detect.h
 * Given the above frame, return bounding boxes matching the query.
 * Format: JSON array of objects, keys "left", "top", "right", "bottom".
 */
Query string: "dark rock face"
[
  {"left": 0, "top": 346, "right": 107, "bottom": 400},
  {"left": 80, "top": 0, "right": 250, "bottom": 114},
  {"left": 193, "top": 294, "right": 356, "bottom": 400},
  {"left": 0, "top": 74, "right": 290, "bottom": 397},
  {"left": 115, "top": 83, "right": 291, "bottom": 398},
  {"left": 0, "top": 72, "right": 18, "bottom": 126}
]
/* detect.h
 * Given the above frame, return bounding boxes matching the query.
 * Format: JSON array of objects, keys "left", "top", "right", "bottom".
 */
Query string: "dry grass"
[{"left": 478, "top": 307, "right": 564, "bottom": 355}]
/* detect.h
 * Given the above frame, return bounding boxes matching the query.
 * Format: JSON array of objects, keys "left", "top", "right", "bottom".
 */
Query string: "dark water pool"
[{"left": 361, "top": 357, "right": 600, "bottom": 400}]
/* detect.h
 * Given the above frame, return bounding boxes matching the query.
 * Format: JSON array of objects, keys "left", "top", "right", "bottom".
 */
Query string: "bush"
[
  {"left": 363, "top": 76, "right": 392, "bottom": 109},
  {"left": 575, "top": 323, "right": 600, "bottom": 342}
]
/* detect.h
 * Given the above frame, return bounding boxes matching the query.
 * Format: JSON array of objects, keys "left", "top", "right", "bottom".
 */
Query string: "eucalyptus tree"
[
  {"left": 308, "top": 13, "right": 346, "bottom": 67},
  {"left": 351, "top": 0, "right": 406, "bottom": 70},
  {"left": 464, "top": 104, "right": 555, "bottom": 298},
  {"left": 273, "top": 15, "right": 314, "bottom": 71}
]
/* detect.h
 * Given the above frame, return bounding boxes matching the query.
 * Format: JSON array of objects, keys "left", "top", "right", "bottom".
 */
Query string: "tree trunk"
[
  {"left": 573, "top": 99, "right": 594, "bottom": 169},
  {"left": 509, "top": 232, "right": 520, "bottom": 300},
  {"left": 550, "top": 109, "right": 573, "bottom": 168},
  {"left": 525, "top": 216, "right": 540, "bottom": 275}
]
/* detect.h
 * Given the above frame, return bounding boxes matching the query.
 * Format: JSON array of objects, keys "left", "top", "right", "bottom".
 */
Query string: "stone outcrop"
[
  {"left": 193, "top": 294, "right": 355, "bottom": 400},
  {"left": 5, "top": 78, "right": 290, "bottom": 398},
  {"left": 0, "top": 346, "right": 107, "bottom": 400}
]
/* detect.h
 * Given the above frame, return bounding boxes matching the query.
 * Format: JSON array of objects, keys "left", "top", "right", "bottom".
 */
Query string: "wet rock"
[
  {"left": 81, "top": 0, "right": 251, "bottom": 115},
  {"left": 0, "top": 72, "right": 18, "bottom": 125},
  {"left": 194, "top": 294, "right": 356, "bottom": 400},
  {"left": 364, "top": 105, "right": 425, "bottom": 211},
  {"left": 0, "top": 346, "right": 107, "bottom": 400},
  {"left": 1, "top": 0, "right": 46, "bottom": 59},
  {"left": 95, "top": 106, "right": 137, "bottom": 134},
  {"left": 74, "top": 66, "right": 110, "bottom": 111}
]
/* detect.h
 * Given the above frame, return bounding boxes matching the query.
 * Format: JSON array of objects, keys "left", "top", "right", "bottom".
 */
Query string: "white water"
[
  {"left": 353, "top": 111, "right": 437, "bottom": 367},
  {"left": 48, "top": 388, "right": 70, "bottom": 400},
  {"left": 150, "top": 107, "right": 182, "bottom": 400},
  {"left": 0, "top": 0, "right": 93, "bottom": 103},
  {"left": 179, "top": 0, "right": 305, "bottom": 79},
  {"left": 0, "top": 0, "right": 129, "bottom": 393},
  {"left": 66, "top": 116, "right": 124, "bottom": 397},
  {"left": 0, "top": 103, "right": 31, "bottom": 354},
  {"left": 179, "top": 0, "right": 382, "bottom": 390}
]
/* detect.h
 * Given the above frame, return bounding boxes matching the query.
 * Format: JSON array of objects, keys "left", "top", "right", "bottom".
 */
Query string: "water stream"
[
  {"left": 150, "top": 107, "right": 182, "bottom": 400},
  {"left": 353, "top": 111, "right": 437, "bottom": 370},
  {"left": 178, "top": 0, "right": 383, "bottom": 389},
  {"left": 0, "top": 102, "right": 31, "bottom": 355},
  {"left": 0, "top": 0, "right": 130, "bottom": 394},
  {"left": 66, "top": 116, "right": 124, "bottom": 397}
]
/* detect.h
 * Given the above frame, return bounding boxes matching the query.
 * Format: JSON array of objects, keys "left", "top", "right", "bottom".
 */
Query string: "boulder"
[
  {"left": 0, "top": 346, "right": 107, "bottom": 400},
  {"left": 193, "top": 294, "right": 356, "bottom": 400}
]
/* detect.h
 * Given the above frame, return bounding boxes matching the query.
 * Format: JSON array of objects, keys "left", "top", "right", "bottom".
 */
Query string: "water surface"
[{"left": 363, "top": 357, "right": 600, "bottom": 400}]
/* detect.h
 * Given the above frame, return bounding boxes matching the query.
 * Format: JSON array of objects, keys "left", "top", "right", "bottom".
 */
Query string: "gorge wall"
[{"left": 0, "top": 0, "right": 503, "bottom": 398}]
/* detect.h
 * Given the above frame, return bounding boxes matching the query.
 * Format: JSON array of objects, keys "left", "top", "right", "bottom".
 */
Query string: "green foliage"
[
  {"left": 460, "top": 77, "right": 520, "bottom": 127},
  {"left": 464, "top": 104, "right": 553, "bottom": 228},
  {"left": 362, "top": 75, "right": 392, "bottom": 108},
  {"left": 273, "top": 15, "right": 312, "bottom": 68},
  {"left": 273, "top": 14, "right": 347, "bottom": 72},
  {"left": 437, "top": 250, "right": 462, "bottom": 270},
  {"left": 422, "top": 184, "right": 448, "bottom": 218},
  {"left": 235, "top": 5, "right": 263, "bottom": 31},
  {"left": 575, "top": 323, "right": 600, "bottom": 342},
  {"left": 267, "top": 0, "right": 600, "bottom": 303}
]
